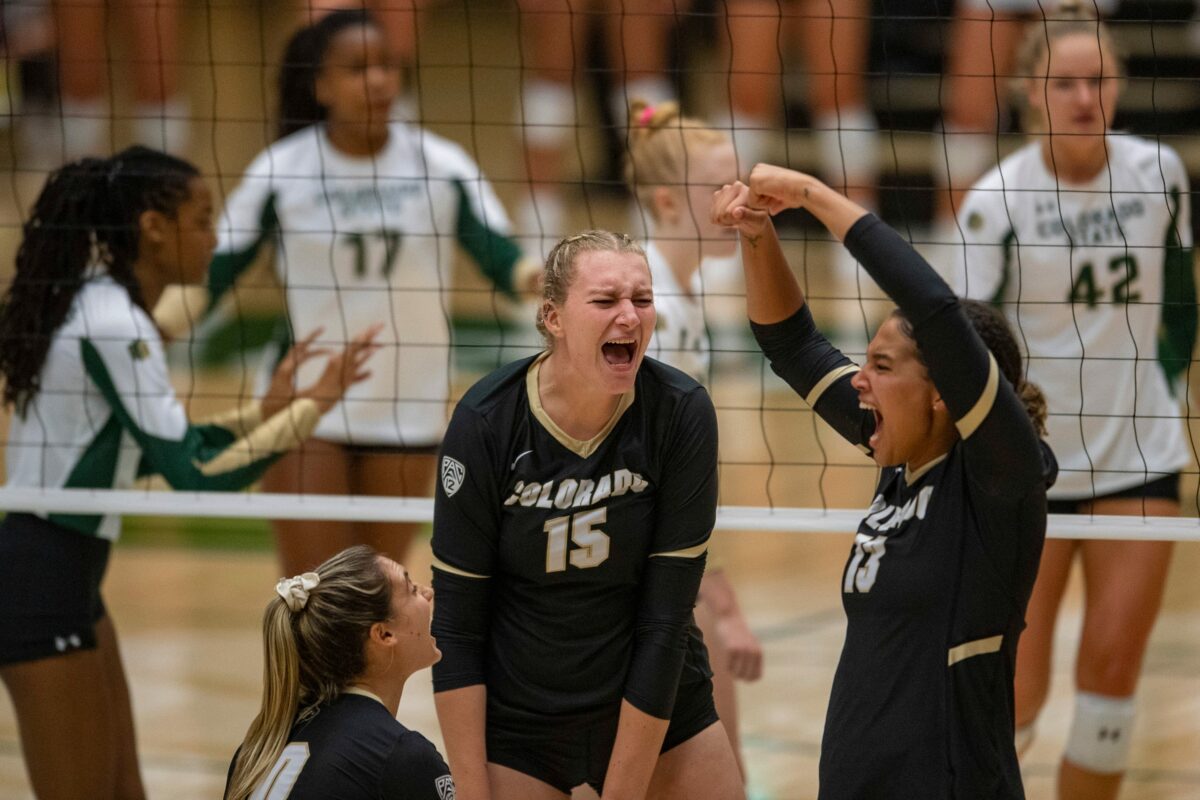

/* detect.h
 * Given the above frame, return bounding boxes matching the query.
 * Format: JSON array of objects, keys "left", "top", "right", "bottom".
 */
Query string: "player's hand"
[
  {"left": 261, "top": 327, "right": 332, "bottom": 419},
  {"left": 710, "top": 181, "right": 771, "bottom": 238},
  {"left": 715, "top": 610, "right": 764, "bottom": 682},
  {"left": 301, "top": 323, "right": 384, "bottom": 414},
  {"left": 747, "top": 163, "right": 819, "bottom": 214}
]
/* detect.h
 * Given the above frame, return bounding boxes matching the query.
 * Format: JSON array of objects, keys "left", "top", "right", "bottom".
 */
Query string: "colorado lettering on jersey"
[
  {"left": 317, "top": 182, "right": 424, "bottom": 217},
  {"left": 1034, "top": 197, "right": 1146, "bottom": 243},
  {"left": 862, "top": 485, "right": 935, "bottom": 532},
  {"left": 503, "top": 469, "right": 649, "bottom": 510}
]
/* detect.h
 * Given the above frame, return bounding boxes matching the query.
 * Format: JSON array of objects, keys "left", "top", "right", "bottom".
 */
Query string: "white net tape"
[{"left": 2, "top": 488, "right": 1196, "bottom": 541}]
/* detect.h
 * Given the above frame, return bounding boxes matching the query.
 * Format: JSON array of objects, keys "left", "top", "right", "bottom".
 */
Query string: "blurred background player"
[
  {"left": 513, "top": 0, "right": 686, "bottom": 259},
  {"left": 49, "top": 0, "right": 189, "bottom": 159},
  {"left": 299, "top": 0, "right": 434, "bottom": 122},
  {"left": 226, "top": 546, "right": 450, "bottom": 800},
  {"left": 624, "top": 99, "right": 764, "bottom": 784},
  {"left": 0, "top": 147, "right": 377, "bottom": 800},
  {"left": 930, "top": 0, "right": 1117, "bottom": 259},
  {"left": 953, "top": 4, "right": 1196, "bottom": 797},
  {"left": 432, "top": 231, "right": 743, "bottom": 800},
  {"left": 722, "top": 0, "right": 880, "bottom": 347},
  {"left": 204, "top": 10, "right": 539, "bottom": 577}
]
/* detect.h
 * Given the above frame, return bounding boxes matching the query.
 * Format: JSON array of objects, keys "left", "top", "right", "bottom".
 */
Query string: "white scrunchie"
[{"left": 276, "top": 572, "right": 321, "bottom": 612}]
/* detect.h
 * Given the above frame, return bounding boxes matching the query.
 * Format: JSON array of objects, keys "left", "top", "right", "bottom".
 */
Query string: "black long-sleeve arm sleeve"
[
  {"left": 623, "top": 388, "right": 717, "bottom": 719},
  {"left": 430, "top": 405, "right": 500, "bottom": 693},
  {"left": 842, "top": 214, "right": 1044, "bottom": 494},
  {"left": 750, "top": 305, "right": 875, "bottom": 451}
]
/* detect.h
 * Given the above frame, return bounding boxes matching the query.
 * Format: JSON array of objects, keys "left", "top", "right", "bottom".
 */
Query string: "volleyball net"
[{"left": 2, "top": 1, "right": 1200, "bottom": 540}]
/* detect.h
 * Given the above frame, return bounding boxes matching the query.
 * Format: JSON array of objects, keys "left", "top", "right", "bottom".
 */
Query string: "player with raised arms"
[
  {"left": 952, "top": 3, "right": 1196, "bottom": 796},
  {"left": 624, "top": 99, "right": 764, "bottom": 782},
  {"left": 0, "top": 147, "right": 377, "bottom": 800},
  {"left": 207, "top": 9, "right": 539, "bottom": 576},
  {"left": 712, "top": 164, "right": 1056, "bottom": 798},
  {"left": 430, "top": 231, "right": 744, "bottom": 799},
  {"left": 225, "top": 545, "right": 450, "bottom": 800}
]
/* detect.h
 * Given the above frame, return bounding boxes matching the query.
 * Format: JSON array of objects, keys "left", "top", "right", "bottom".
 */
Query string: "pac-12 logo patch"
[
  {"left": 441, "top": 456, "right": 465, "bottom": 497},
  {"left": 435, "top": 774, "right": 456, "bottom": 799}
]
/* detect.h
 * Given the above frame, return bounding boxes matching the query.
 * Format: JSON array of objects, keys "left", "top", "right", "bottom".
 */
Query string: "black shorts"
[
  {"left": 0, "top": 514, "right": 111, "bottom": 667},
  {"left": 1048, "top": 473, "right": 1180, "bottom": 514},
  {"left": 485, "top": 675, "right": 719, "bottom": 794}
]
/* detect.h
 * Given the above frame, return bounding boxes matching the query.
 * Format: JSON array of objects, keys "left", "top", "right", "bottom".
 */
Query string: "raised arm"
[
  {"left": 749, "top": 166, "right": 1043, "bottom": 492},
  {"left": 711, "top": 181, "right": 873, "bottom": 450}
]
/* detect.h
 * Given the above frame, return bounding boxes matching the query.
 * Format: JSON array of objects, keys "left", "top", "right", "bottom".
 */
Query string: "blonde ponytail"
[
  {"left": 225, "top": 546, "right": 392, "bottom": 799},
  {"left": 226, "top": 600, "right": 302, "bottom": 800},
  {"left": 623, "top": 99, "right": 729, "bottom": 221}
]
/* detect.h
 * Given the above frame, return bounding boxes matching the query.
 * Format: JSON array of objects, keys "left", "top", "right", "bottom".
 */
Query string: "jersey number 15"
[{"left": 544, "top": 507, "right": 610, "bottom": 572}]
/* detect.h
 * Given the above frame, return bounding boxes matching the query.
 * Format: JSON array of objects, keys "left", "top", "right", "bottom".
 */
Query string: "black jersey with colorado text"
[
  {"left": 430, "top": 354, "right": 716, "bottom": 724},
  {"left": 753, "top": 215, "right": 1057, "bottom": 800},
  {"left": 226, "top": 692, "right": 453, "bottom": 800}
]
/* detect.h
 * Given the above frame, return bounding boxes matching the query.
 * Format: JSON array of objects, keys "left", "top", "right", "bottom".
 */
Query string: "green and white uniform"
[
  {"left": 209, "top": 122, "right": 528, "bottom": 448},
  {"left": 953, "top": 135, "right": 1196, "bottom": 499},
  {"left": 4, "top": 271, "right": 318, "bottom": 539},
  {"left": 646, "top": 243, "right": 709, "bottom": 384}
]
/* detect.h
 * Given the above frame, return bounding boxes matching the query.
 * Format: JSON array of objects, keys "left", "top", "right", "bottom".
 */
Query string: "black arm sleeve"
[
  {"left": 623, "top": 388, "right": 717, "bottom": 719},
  {"left": 750, "top": 305, "right": 875, "bottom": 449},
  {"left": 430, "top": 405, "right": 501, "bottom": 693},
  {"left": 379, "top": 731, "right": 453, "bottom": 800},
  {"left": 842, "top": 214, "right": 1044, "bottom": 493}
]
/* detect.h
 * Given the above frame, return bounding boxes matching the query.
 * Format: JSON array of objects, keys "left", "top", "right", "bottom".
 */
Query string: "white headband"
[{"left": 276, "top": 572, "right": 320, "bottom": 612}]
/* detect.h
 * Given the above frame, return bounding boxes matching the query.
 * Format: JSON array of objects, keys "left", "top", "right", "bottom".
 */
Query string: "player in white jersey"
[
  {"left": 0, "top": 149, "right": 375, "bottom": 800},
  {"left": 208, "top": 11, "right": 539, "bottom": 577},
  {"left": 624, "top": 101, "right": 764, "bottom": 784},
  {"left": 952, "top": 6, "right": 1196, "bottom": 797}
]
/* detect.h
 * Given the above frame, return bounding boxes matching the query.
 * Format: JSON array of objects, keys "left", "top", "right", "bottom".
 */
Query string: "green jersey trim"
[
  {"left": 80, "top": 339, "right": 280, "bottom": 492},
  {"left": 1156, "top": 185, "right": 1196, "bottom": 392},
  {"left": 453, "top": 179, "right": 521, "bottom": 297},
  {"left": 208, "top": 191, "right": 279, "bottom": 308},
  {"left": 47, "top": 414, "right": 124, "bottom": 535}
]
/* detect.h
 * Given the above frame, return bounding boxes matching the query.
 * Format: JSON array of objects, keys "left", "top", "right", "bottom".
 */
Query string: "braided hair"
[
  {"left": 0, "top": 146, "right": 199, "bottom": 414},
  {"left": 278, "top": 9, "right": 379, "bottom": 140}
]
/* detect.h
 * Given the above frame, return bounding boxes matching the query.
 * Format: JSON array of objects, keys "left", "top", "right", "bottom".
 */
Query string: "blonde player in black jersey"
[
  {"left": 953, "top": 5, "right": 1197, "bottom": 797},
  {"left": 0, "top": 148, "right": 377, "bottom": 800},
  {"left": 432, "top": 232, "right": 744, "bottom": 799},
  {"left": 624, "top": 99, "right": 764, "bottom": 784},
  {"left": 713, "top": 165, "right": 1056, "bottom": 799},
  {"left": 226, "top": 546, "right": 451, "bottom": 800}
]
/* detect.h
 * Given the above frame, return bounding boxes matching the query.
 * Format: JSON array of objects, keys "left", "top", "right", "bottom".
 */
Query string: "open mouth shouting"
[
  {"left": 860, "top": 400, "right": 883, "bottom": 451},
  {"left": 602, "top": 338, "right": 638, "bottom": 369}
]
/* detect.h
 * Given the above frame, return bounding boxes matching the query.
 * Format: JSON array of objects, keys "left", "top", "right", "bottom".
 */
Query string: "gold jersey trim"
[
  {"left": 432, "top": 556, "right": 490, "bottom": 580},
  {"left": 947, "top": 634, "right": 1003, "bottom": 667},
  {"left": 805, "top": 364, "right": 860, "bottom": 408},
  {"left": 650, "top": 541, "right": 709, "bottom": 559},
  {"left": 526, "top": 352, "right": 635, "bottom": 459},
  {"left": 905, "top": 453, "right": 948, "bottom": 485},
  {"left": 955, "top": 354, "right": 999, "bottom": 440}
]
